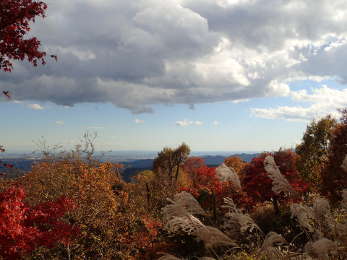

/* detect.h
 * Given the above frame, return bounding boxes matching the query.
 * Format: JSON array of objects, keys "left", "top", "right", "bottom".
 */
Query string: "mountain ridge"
[{"left": 0, "top": 152, "right": 260, "bottom": 181}]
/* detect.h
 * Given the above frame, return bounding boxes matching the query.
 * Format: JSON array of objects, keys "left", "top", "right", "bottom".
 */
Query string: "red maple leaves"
[
  {"left": 242, "top": 151, "right": 308, "bottom": 207},
  {"left": 0, "top": 0, "right": 48, "bottom": 72},
  {"left": 0, "top": 186, "right": 78, "bottom": 259}
]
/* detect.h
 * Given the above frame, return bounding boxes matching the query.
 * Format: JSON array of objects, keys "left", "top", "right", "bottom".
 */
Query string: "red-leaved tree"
[
  {"left": 183, "top": 157, "right": 206, "bottom": 175},
  {"left": 0, "top": 0, "right": 50, "bottom": 168},
  {"left": 321, "top": 108, "right": 347, "bottom": 203},
  {"left": 242, "top": 150, "right": 308, "bottom": 213},
  {"left": 0, "top": 186, "right": 78, "bottom": 259},
  {"left": 0, "top": 0, "right": 47, "bottom": 72},
  {"left": 181, "top": 165, "right": 252, "bottom": 212}
]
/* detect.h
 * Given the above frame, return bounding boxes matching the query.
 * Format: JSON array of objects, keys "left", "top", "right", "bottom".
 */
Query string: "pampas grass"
[
  {"left": 304, "top": 238, "right": 337, "bottom": 260},
  {"left": 157, "top": 253, "right": 216, "bottom": 260},
  {"left": 216, "top": 163, "right": 241, "bottom": 191},
  {"left": 264, "top": 155, "right": 294, "bottom": 197},
  {"left": 221, "top": 197, "right": 262, "bottom": 242},
  {"left": 195, "top": 226, "right": 237, "bottom": 249},
  {"left": 173, "top": 191, "right": 206, "bottom": 216},
  {"left": 257, "top": 232, "right": 287, "bottom": 260},
  {"left": 161, "top": 191, "right": 236, "bottom": 255},
  {"left": 164, "top": 214, "right": 205, "bottom": 236},
  {"left": 290, "top": 203, "right": 315, "bottom": 233},
  {"left": 162, "top": 191, "right": 206, "bottom": 223},
  {"left": 156, "top": 157, "right": 347, "bottom": 260},
  {"left": 157, "top": 253, "right": 182, "bottom": 260}
]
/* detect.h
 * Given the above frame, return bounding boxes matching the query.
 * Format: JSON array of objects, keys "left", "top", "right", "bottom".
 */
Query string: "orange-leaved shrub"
[
  {"left": 224, "top": 156, "right": 247, "bottom": 177},
  {"left": 12, "top": 159, "right": 135, "bottom": 258}
]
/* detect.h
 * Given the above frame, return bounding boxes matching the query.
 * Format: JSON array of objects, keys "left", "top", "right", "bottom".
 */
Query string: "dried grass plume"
[
  {"left": 216, "top": 163, "right": 241, "bottom": 191},
  {"left": 264, "top": 155, "right": 294, "bottom": 197}
]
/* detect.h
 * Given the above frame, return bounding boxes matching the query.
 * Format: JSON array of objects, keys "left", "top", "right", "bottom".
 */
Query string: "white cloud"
[
  {"left": 176, "top": 119, "right": 203, "bottom": 126},
  {"left": 134, "top": 118, "right": 145, "bottom": 124},
  {"left": 27, "top": 104, "right": 44, "bottom": 110},
  {"left": 212, "top": 120, "right": 220, "bottom": 126},
  {"left": 55, "top": 120, "right": 64, "bottom": 126},
  {"left": 176, "top": 119, "right": 191, "bottom": 127},
  {"left": 251, "top": 106, "right": 314, "bottom": 121},
  {"left": 251, "top": 85, "right": 347, "bottom": 121},
  {"left": 265, "top": 80, "right": 290, "bottom": 97},
  {"left": 1, "top": 0, "right": 347, "bottom": 113}
]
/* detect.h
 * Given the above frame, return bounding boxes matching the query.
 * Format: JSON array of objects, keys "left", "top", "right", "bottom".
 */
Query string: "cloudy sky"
[{"left": 2, "top": 0, "right": 347, "bottom": 152}]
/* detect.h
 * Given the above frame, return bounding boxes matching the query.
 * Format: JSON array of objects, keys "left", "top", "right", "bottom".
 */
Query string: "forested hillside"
[{"left": 1, "top": 111, "right": 347, "bottom": 259}]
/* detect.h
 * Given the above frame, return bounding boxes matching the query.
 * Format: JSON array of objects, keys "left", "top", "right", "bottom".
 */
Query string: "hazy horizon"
[{"left": 0, "top": 148, "right": 268, "bottom": 161}]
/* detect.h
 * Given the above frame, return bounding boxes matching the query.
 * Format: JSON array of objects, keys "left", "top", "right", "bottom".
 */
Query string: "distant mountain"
[
  {"left": 120, "top": 153, "right": 260, "bottom": 181},
  {"left": 0, "top": 152, "right": 260, "bottom": 181},
  {"left": 0, "top": 158, "right": 39, "bottom": 171}
]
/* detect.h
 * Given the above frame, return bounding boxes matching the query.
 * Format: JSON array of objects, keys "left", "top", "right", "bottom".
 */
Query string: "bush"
[{"left": 0, "top": 186, "right": 77, "bottom": 259}]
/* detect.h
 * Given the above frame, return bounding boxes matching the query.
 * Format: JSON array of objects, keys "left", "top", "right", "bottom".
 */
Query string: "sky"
[{"left": 2, "top": 0, "right": 347, "bottom": 152}]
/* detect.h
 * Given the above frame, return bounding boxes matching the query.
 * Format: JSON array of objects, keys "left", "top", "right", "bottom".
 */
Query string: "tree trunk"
[
  {"left": 145, "top": 183, "right": 151, "bottom": 209},
  {"left": 174, "top": 164, "right": 180, "bottom": 181}
]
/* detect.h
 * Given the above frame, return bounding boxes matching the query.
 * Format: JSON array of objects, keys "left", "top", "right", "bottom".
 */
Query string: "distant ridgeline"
[
  {"left": 120, "top": 153, "right": 259, "bottom": 182},
  {"left": 0, "top": 153, "right": 260, "bottom": 181}
]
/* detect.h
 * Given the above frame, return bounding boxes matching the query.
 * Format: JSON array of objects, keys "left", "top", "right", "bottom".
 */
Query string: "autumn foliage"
[
  {"left": 1, "top": 138, "right": 347, "bottom": 259},
  {"left": 321, "top": 109, "right": 347, "bottom": 203},
  {"left": 0, "top": 0, "right": 48, "bottom": 72},
  {"left": 2, "top": 115, "right": 347, "bottom": 258},
  {"left": 180, "top": 162, "right": 251, "bottom": 212},
  {"left": 224, "top": 156, "right": 247, "bottom": 176},
  {"left": 183, "top": 156, "right": 205, "bottom": 176},
  {"left": 295, "top": 115, "right": 337, "bottom": 189},
  {"left": 242, "top": 149, "right": 308, "bottom": 211},
  {"left": 0, "top": 186, "right": 77, "bottom": 259}
]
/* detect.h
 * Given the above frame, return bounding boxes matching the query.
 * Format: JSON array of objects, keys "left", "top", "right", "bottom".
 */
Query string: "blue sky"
[
  {"left": 2, "top": 79, "right": 337, "bottom": 152},
  {"left": 2, "top": 0, "right": 347, "bottom": 153}
]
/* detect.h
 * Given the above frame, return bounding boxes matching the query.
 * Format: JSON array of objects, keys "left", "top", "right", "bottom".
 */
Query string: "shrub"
[{"left": 0, "top": 186, "right": 77, "bottom": 259}]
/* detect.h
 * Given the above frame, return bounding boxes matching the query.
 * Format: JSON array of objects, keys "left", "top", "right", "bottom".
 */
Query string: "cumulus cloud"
[
  {"left": 1, "top": 0, "right": 347, "bottom": 113},
  {"left": 176, "top": 119, "right": 203, "bottom": 126},
  {"left": 134, "top": 118, "right": 145, "bottom": 124},
  {"left": 251, "top": 85, "right": 347, "bottom": 121},
  {"left": 27, "top": 104, "right": 44, "bottom": 110},
  {"left": 212, "top": 120, "right": 220, "bottom": 126}
]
